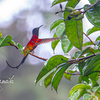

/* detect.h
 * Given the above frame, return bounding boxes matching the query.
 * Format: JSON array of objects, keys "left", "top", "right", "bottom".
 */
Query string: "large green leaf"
[
  {"left": 51, "top": 62, "right": 71, "bottom": 92},
  {"left": 83, "top": 54, "right": 100, "bottom": 76},
  {"left": 64, "top": 18, "right": 83, "bottom": 50},
  {"left": 87, "top": 26, "right": 100, "bottom": 36},
  {"left": 35, "top": 55, "right": 68, "bottom": 84},
  {"left": 64, "top": 0, "right": 83, "bottom": 50},
  {"left": 84, "top": 3, "right": 100, "bottom": 27},
  {"left": 52, "top": 0, "right": 68, "bottom": 6},
  {"left": 61, "top": 34, "right": 73, "bottom": 53}
]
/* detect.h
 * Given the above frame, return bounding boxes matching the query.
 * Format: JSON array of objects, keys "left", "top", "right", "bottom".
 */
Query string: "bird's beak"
[{"left": 38, "top": 25, "right": 43, "bottom": 29}]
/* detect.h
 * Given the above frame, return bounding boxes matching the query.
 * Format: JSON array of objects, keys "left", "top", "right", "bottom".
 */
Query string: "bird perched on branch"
[{"left": 6, "top": 25, "right": 60, "bottom": 69}]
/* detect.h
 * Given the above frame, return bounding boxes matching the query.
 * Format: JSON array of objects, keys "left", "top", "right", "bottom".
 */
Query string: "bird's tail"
[{"left": 6, "top": 54, "right": 28, "bottom": 69}]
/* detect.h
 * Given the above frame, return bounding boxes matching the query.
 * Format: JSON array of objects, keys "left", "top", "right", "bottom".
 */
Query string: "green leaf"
[
  {"left": 66, "top": 0, "right": 80, "bottom": 8},
  {"left": 51, "top": 62, "right": 71, "bottom": 92},
  {"left": 80, "top": 47, "right": 94, "bottom": 57},
  {"left": 78, "top": 62, "right": 86, "bottom": 75},
  {"left": 64, "top": 70, "right": 75, "bottom": 81},
  {"left": 61, "top": 34, "right": 73, "bottom": 53},
  {"left": 65, "top": 19, "right": 83, "bottom": 50},
  {"left": 83, "top": 41, "right": 93, "bottom": 46},
  {"left": 88, "top": 73, "right": 99, "bottom": 87},
  {"left": 52, "top": 0, "right": 68, "bottom": 6},
  {"left": 69, "top": 84, "right": 91, "bottom": 97},
  {"left": 0, "top": 35, "right": 12, "bottom": 47},
  {"left": 74, "top": 51, "right": 82, "bottom": 58},
  {"left": 64, "top": 0, "right": 83, "bottom": 50},
  {"left": 17, "top": 43, "right": 23, "bottom": 50},
  {"left": 83, "top": 54, "right": 100, "bottom": 76},
  {"left": 69, "top": 90, "right": 79, "bottom": 100},
  {"left": 83, "top": 93, "right": 91, "bottom": 100},
  {"left": 96, "top": 36, "right": 100, "bottom": 41},
  {"left": 77, "top": 89, "right": 87, "bottom": 100},
  {"left": 50, "top": 19, "right": 64, "bottom": 31},
  {"left": 51, "top": 33, "right": 60, "bottom": 51},
  {"left": 35, "top": 55, "right": 68, "bottom": 84},
  {"left": 87, "top": 26, "right": 100, "bottom": 36},
  {"left": 44, "top": 71, "right": 55, "bottom": 88},
  {"left": 0, "top": 31, "right": 2, "bottom": 37},
  {"left": 55, "top": 23, "right": 65, "bottom": 37},
  {"left": 0, "top": 37, "right": 4, "bottom": 43},
  {"left": 84, "top": 3, "right": 100, "bottom": 27},
  {"left": 88, "top": 0, "right": 98, "bottom": 4}
]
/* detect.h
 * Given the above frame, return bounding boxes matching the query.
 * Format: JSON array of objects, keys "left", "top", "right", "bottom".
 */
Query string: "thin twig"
[
  {"left": 68, "top": 53, "right": 100, "bottom": 64},
  {"left": 29, "top": 52, "right": 47, "bottom": 61},
  {"left": 83, "top": 32, "right": 95, "bottom": 45},
  {"left": 65, "top": 72, "right": 81, "bottom": 75}
]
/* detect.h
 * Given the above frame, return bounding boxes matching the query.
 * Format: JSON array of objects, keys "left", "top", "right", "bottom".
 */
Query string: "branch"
[
  {"left": 29, "top": 53, "right": 47, "bottom": 61},
  {"left": 65, "top": 72, "right": 81, "bottom": 75},
  {"left": 68, "top": 53, "right": 100, "bottom": 64},
  {"left": 8, "top": 42, "right": 47, "bottom": 61},
  {"left": 82, "top": 0, "right": 100, "bottom": 14}
]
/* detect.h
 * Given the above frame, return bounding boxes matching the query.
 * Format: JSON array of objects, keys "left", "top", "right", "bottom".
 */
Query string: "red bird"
[{"left": 6, "top": 25, "right": 60, "bottom": 69}]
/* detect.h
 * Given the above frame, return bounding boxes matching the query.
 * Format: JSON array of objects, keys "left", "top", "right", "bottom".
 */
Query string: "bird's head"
[{"left": 32, "top": 25, "right": 43, "bottom": 37}]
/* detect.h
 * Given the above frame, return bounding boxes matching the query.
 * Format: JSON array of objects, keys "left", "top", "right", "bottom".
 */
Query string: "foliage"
[{"left": 1, "top": 0, "right": 100, "bottom": 99}]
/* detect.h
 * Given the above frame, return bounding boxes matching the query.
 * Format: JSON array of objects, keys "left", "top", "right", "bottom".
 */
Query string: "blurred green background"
[{"left": 0, "top": 0, "right": 99, "bottom": 100}]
